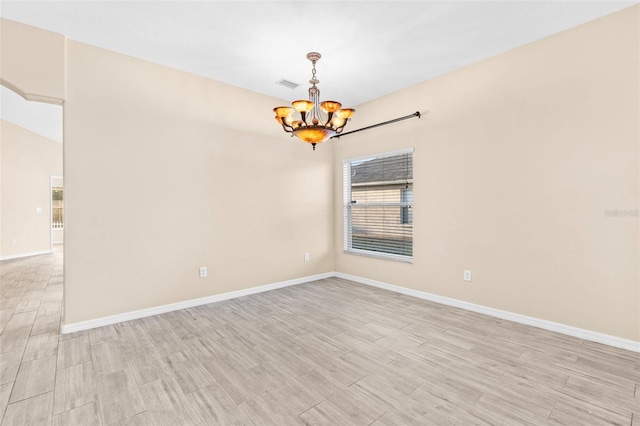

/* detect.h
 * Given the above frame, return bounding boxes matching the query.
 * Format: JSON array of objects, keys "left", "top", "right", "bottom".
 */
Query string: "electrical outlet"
[
  {"left": 36, "top": 207, "right": 42, "bottom": 213},
  {"left": 199, "top": 266, "right": 207, "bottom": 278},
  {"left": 11, "top": 238, "right": 17, "bottom": 245},
  {"left": 464, "top": 270, "right": 472, "bottom": 282},
  {"left": 304, "top": 253, "right": 310, "bottom": 262}
]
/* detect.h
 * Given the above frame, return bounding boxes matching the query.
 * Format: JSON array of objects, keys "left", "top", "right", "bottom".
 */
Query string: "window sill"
[{"left": 344, "top": 249, "right": 413, "bottom": 263}]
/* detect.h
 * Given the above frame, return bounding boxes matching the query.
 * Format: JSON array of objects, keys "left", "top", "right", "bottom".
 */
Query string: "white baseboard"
[
  {"left": 0, "top": 250, "right": 53, "bottom": 261},
  {"left": 334, "top": 272, "right": 640, "bottom": 353},
  {"left": 60, "top": 269, "right": 640, "bottom": 352},
  {"left": 61, "top": 272, "right": 334, "bottom": 334}
]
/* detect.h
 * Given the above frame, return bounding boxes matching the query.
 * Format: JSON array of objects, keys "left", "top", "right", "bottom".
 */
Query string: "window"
[
  {"left": 52, "top": 186, "right": 63, "bottom": 229},
  {"left": 343, "top": 149, "right": 413, "bottom": 261}
]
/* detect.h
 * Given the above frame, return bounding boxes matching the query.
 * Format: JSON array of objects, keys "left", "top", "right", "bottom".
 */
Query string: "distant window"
[
  {"left": 52, "top": 187, "right": 63, "bottom": 229},
  {"left": 401, "top": 189, "right": 413, "bottom": 225},
  {"left": 343, "top": 149, "right": 413, "bottom": 261}
]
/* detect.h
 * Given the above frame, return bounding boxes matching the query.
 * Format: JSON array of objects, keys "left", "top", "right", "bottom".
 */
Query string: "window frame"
[{"left": 343, "top": 148, "right": 414, "bottom": 263}]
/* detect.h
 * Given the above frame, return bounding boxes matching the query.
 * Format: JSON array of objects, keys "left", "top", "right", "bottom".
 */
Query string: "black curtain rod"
[{"left": 330, "top": 111, "right": 421, "bottom": 139}]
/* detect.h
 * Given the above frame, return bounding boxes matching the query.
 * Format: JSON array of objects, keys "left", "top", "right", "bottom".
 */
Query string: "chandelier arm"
[
  {"left": 330, "top": 111, "right": 421, "bottom": 139},
  {"left": 326, "top": 111, "right": 334, "bottom": 125}
]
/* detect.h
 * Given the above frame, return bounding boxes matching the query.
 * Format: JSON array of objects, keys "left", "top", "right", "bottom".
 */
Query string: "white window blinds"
[{"left": 343, "top": 149, "right": 414, "bottom": 261}]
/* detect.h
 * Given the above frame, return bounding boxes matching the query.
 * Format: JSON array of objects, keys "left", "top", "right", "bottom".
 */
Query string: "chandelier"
[{"left": 273, "top": 52, "right": 355, "bottom": 150}]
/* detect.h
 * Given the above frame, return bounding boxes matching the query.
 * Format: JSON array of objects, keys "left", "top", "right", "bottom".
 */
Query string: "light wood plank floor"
[{"left": 1, "top": 252, "right": 639, "bottom": 425}]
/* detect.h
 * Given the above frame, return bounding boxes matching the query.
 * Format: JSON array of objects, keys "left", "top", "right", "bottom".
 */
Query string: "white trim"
[
  {"left": 0, "top": 250, "right": 53, "bottom": 261},
  {"left": 344, "top": 147, "right": 414, "bottom": 163},
  {"left": 343, "top": 249, "right": 413, "bottom": 263},
  {"left": 334, "top": 272, "right": 640, "bottom": 353},
  {"left": 61, "top": 272, "right": 334, "bottom": 334},
  {"left": 59, "top": 270, "right": 640, "bottom": 352},
  {"left": 0, "top": 78, "right": 64, "bottom": 105}
]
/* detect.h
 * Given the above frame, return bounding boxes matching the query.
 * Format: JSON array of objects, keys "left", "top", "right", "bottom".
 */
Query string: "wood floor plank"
[
  {"left": 21, "top": 290, "right": 45, "bottom": 301},
  {"left": 371, "top": 409, "right": 444, "bottom": 426},
  {"left": 57, "top": 335, "right": 91, "bottom": 370},
  {"left": 163, "top": 350, "right": 214, "bottom": 394},
  {"left": 144, "top": 328, "right": 187, "bottom": 356},
  {"left": 95, "top": 369, "right": 145, "bottom": 425},
  {"left": 0, "top": 298, "right": 21, "bottom": 312},
  {"left": 42, "top": 289, "right": 62, "bottom": 303},
  {"left": 0, "top": 327, "right": 30, "bottom": 354},
  {"left": 258, "top": 379, "right": 323, "bottom": 419},
  {"left": 0, "top": 309, "right": 13, "bottom": 335},
  {"left": 9, "top": 355, "right": 57, "bottom": 403},
  {"left": 548, "top": 399, "right": 630, "bottom": 426},
  {"left": 562, "top": 373, "right": 639, "bottom": 415},
  {"left": 115, "top": 325, "right": 154, "bottom": 353},
  {"left": 297, "top": 400, "right": 354, "bottom": 426},
  {"left": 13, "top": 299, "right": 41, "bottom": 314},
  {"left": 22, "top": 331, "right": 58, "bottom": 362},
  {"left": 88, "top": 325, "right": 118, "bottom": 347},
  {"left": 2, "top": 391, "right": 54, "bottom": 426},
  {"left": 124, "top": 347, "right": 168, "bottom": 386},
  {"left": 111, "top": 411, "right": 153, "bottom": 426},
  {"left": 3, "top": 311, "right": 38, "bottom": 332},
  {"left": 237, "top": 398, "right": 302, "bottom": 426},
  {"left": 0, "top": 350, "right": 23, "bottom": 386},
  {"left": 53, "top": 362, "right": 97, "bottom": 415},
  {"left": 91, "top": 341, "right": 127, "bottom": 377},
  {"left": 138, "top": 376, "right": 199, "bottom": 426},
  {"left": 0, "top": 383, "right": 12, "bottom": 425},
  {"left": 295, "top": 368, "right": 385, "bottom": 425},
  {"left": 52, "top": 401, "right": 101, "bottom": 426},
  {"left": 187, "top": 383, "right": 242, "bottom": 424},
  {"left": 31, "top": 314, "right": 60, "bottom": 336},
  {"left": 1, "top": 289, "right": 25, "bottom": 300},
  {"left": 36, "top": 301, "right": 62, "bottom": 318},
  {"left": 197, "top": 357, "right": 247, "bottom": 405}
]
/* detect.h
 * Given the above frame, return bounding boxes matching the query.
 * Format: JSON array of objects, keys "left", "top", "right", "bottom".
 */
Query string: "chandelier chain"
[{"left": 310, "top": 60, "right": 318, "bottom": 85}]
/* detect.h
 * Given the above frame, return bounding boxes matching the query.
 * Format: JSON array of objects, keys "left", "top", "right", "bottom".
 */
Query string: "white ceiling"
[{"left": 0, "top": 0, "right": 637, "bottom": 136}]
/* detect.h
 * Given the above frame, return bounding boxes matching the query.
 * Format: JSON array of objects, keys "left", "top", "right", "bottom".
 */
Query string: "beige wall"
[
  {"left": 63, "top": 41, "right": 334, "bottom": 324},
  {"left": 0, "top": 120, "right": 63, "bottom": 257},
  {"left": 335, "top": 7, "right": 640, "bottom": 341},
  {"left": 0, "top": 19, "right": 66, "bottom": 104}
]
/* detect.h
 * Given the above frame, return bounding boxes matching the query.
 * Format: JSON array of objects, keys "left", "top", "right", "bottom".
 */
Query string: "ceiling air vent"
[{"left": 276, "top": 79, "right": 299, "bottom": 89}]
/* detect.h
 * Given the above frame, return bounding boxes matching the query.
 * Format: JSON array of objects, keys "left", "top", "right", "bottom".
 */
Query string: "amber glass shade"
[
  {"left": 292, "top": 100, "right": 314, "bottom": 113},
  {"left": 293, "top": 126, "right": 335, "bottom": 143},
  {"left": 335, "top": 108, "right": 355, "bottom": 119},
  {"left": 274, "top": 107, "right": 294, "bottom": 117},
  {"left": 320, "top": 101, "right": 342, "bottom": 113},
  {"left": 277, "top": 115, "right": 295, "bottom": 124},
  {"left": 330, "top": 117, "right": 346, "bottom": 128}
]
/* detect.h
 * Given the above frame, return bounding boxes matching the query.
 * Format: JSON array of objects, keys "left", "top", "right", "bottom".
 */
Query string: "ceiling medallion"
[{"left": 273, "top": 52, "right": 355, "bottom": 150}]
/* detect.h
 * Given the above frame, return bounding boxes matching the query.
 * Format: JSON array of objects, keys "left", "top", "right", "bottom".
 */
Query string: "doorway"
[
  {"left": 51, "top": 175, "right": 64, "bottom": 252},
  {"left": 0, "top": 85, "right": 63, "bottom": 259}
]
